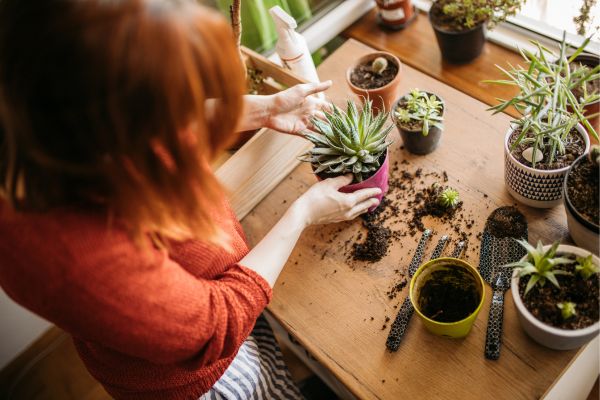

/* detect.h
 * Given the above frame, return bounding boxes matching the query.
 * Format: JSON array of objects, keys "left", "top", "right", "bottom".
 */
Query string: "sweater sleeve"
[{"left": 50, "top": 247, "right": 272, "bottom": 366}]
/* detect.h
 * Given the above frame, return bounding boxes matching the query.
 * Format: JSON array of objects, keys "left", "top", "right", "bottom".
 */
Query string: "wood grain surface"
[{"left": 241, "top": 39, "right": 578, "bottom": 400}]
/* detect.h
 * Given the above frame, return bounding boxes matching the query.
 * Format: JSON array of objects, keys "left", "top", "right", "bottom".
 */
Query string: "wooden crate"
[{"left": 215, "top": 46, "right": 313, "bottom": 220}]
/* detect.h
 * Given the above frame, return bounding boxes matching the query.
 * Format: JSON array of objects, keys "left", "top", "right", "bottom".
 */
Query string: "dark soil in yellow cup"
[{"left": 418, "top": 266, "right": 481, "bottom": 323}]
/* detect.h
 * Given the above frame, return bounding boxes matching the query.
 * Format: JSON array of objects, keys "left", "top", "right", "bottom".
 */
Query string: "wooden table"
[{"left": 241, "top": 39, "right": 581, "bottom": 399}]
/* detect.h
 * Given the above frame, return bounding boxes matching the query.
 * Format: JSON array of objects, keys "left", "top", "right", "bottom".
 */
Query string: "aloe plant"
[
  {"left": 299, "top": 99, "right": 393, "bottom": 182},
  {"left": 557, "top": 301, "right": 577, "bottom": 320},
  {"left": 395, "top": 89, "right": 444, "bottom": 136},
  {"left": 505, "top": 240, "right": 574, "bottom": 295},
  {"left": 485, "top": 32, "right": 599, "bottom": 168}
]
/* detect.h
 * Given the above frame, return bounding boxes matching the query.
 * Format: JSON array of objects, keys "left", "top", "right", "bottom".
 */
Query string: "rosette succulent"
[{"left": 299, "top": 99, "right": 393, "bottom": 182}]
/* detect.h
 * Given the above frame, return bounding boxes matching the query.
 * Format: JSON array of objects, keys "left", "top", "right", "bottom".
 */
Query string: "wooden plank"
[
  {"left": 344, "top": 9, "right": 523, "bottom": 118},
  {"left": 241, "top": 39, "right": 579, "bottom": 400}
]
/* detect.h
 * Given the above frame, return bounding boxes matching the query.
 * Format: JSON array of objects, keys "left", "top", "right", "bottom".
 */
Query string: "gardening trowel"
[{"left": 479, "top": 206, "right": 528, "bottom": 360}]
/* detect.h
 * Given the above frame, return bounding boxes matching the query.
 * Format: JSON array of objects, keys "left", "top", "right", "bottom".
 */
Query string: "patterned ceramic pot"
[
  {"left": 563, "top": 154, "right": 600, "bottom": 255},
  {"left": 504, "top": 123, "right": 590, "bottom": 208},
  {"left": 511, "top": 245, "right": 600, "bottom": 350}
]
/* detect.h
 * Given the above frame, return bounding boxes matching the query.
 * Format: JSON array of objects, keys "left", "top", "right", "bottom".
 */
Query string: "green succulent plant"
[
  {"left": 485, "top": 33, "right": 600, "bottom": 168},
  {"left": 438, "top": 187, "right": 460, "bottom": 208},
  {"left": 557, "top": 301, "right": 577, "bottom": 320},
  {"left": 575, "top": 254, "right": 600, "bottom": 280},
  {"left": 439, "top": 0, "right": 526, "bottom": 29},
  {"left": 394, "top": 89, "right": 444, "bottom": 136},
  {"left": 299, "top": 99, "right": 394, "bottom": 182},
  {"left": 505, "top": 240, "right": 574, "bottom": 295}
]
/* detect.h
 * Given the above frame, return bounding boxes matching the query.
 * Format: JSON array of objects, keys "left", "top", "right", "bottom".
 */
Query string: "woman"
[{"left": 0, "top": 0, "right": 381, "bottom": 399}]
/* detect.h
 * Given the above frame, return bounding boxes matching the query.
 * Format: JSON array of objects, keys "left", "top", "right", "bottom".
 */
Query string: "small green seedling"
[
  {"left": 438, "top": 187, "right": 460, "bottom": 209},
  {"left": 505, "top": 240, "right": 574, "bottom": 295},
  {"left": 372, "top": 57, "right": 388, "bottom": 75},
  {"left": 575, "top": 254, "right": 599, "bottom": 280},
  {"left": 557, "top": 302, "right": 577, "bottom": 320}
]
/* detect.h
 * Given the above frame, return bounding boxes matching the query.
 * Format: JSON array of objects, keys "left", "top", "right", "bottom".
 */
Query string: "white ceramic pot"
[
  {"left": 511, "top": 244, "right": 600, "bottom": 350},
  {"left": 504, "top": 124, "right": 590, "bottom": 208},
  {"left": 563, "top": 154, "right": 600, "bottom": 255}
]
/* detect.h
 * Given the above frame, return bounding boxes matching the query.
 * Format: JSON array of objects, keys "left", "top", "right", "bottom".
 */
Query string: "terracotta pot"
[
  {"left": 504, "top": 123, "right": 590, "bottom": 208},
  {"left": 569, "top": 54, "right": 599, "bottom": 144},
  {"left": 563, "top": 154, "right": 600, "bottom": 254},
  {"left": 429, "top": 1, "right": 486, "bottom": 64},
  {"left": 511, "top": 244, "right": 600, "bottom": 350},
  {"left": 375, "top": 0, "right": 416, "bottom": 30},
  {"left": 392, "top": 91, "right": 445, "bottom": 155},
  {"left": 346, "top": 52, "right": 402, "bottom": 113}
]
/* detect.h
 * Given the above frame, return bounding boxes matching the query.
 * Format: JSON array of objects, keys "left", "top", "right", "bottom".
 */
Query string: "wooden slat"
[{"left": 241, "top": 38, "right": 580, "bottom": 400}]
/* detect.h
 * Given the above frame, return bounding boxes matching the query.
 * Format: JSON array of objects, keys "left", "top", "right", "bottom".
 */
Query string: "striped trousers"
[{"left": 199, "top": 316, "right": 304, "bottom": 400}]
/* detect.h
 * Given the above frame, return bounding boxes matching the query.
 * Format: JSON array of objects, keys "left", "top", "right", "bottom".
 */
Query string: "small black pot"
[
  {"left": 429, "top": 3, "right": 486, "bottom": 64},
  {"left": 392, "top": 92, "right": 445, "bottom": 155}
]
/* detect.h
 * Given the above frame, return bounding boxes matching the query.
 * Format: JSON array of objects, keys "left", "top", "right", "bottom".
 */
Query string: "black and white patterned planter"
[{"left": 504, "top": 124, "right": 590, "bottom": 208}]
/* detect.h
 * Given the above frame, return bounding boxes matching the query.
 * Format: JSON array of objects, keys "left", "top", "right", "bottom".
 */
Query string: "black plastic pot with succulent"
[
  {"left": 393, "top": 89, "right": 445, "bottom": 155},
  {"left": 429, "top": 0, "right": 525, "bottom": 63}
]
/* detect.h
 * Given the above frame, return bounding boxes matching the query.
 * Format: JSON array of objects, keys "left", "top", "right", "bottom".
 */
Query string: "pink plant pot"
[{"left": 339, "top": 151, "right": 390, "bottom": 212}]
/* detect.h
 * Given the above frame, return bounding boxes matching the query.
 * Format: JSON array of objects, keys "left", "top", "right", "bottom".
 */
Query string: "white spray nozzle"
[{"left": 269, "top": 6, "right": 297, "bottom": 30}]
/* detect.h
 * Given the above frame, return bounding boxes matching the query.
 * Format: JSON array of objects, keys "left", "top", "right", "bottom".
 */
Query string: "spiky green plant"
[
  {"left": 485, "top": 33, "right": 600, "bottom": 168},
  {"left": 575, "top": 254, "right": 600, "bottom": 280},
  {"left": 504, "top": 240, "right": 574, "bottom": 295},
  {"left": 299, "top": 99, "right": 393, "bottom": 182},
  {"left": 438, "top": 187, "right": 460, "bottom": 208},
  {"left": 557, "top": 301, "right": 577, "bottom": 320},
  {"left": 394, "top": 89, "right": 444, "bottom": 136}
]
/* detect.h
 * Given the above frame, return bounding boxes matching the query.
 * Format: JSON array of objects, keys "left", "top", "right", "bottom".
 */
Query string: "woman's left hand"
[{"left": 264, "top": 80, "right": 332, "bottom": 135}]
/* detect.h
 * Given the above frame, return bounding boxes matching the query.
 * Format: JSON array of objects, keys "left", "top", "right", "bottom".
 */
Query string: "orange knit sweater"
[{"left": 0, "top": 201, "right": 272, "bottom": 400}]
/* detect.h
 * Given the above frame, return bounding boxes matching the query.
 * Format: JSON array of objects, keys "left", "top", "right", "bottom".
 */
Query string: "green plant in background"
[
  {"left": 588, "top": 144, "right": 600, "bottom": 165},
  {"left": 574, "top": 0, "right": 598, "bottom": 36},
  {"left": 216, "top": 0, "right": 311, "bottom": 53},
  {"left": 575, "top": 254, "right": 600, "bottom": 279},
  {"left": 299, "top": 100, "right": 394, "bottom": 182},
  {"left": 395, "top": 89, "right": 444, "bottom": 136},
  {"left": 439, "top": 0, "right": 526, "bottom": 29},
  {"left": 485, "top": 33, "right": 600, "bottom": 168},
  {"left": 438, "top": 188, "right": 460, "bottom": 209},
  {"left": 557, "top": 301, "right": 577, "bottom": 320},
  {"left": 505, "top": 240, "right": 574, "bottom": 295}
]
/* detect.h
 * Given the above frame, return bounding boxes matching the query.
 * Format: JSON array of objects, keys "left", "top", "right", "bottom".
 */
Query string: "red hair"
[{"left": 0, "top": 0, "right": 246, "bottom": 244}]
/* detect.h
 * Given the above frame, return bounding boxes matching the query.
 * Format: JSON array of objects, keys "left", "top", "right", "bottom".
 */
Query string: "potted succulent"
[
  {"left": 564, "top": 146, "right": 599, "bottom": 254},
  {"left": 410, "top": 258, "right": 485, "bottom": 338},
  {"left": 486, "top": 35, "right": 598, "bottom": 208},
  {"left": 346, "top": 52, "right": 402, "bottom": 113},
  {"left": 299, "top": 99, "right": 394, "bottom": 207},
  {"left": 429, "top": 0, "right": 525, "bottom": 64},
  {"left": 375, "top": 0, "right": 416, "bottom": 30},
  {"left": 392, "top": 88, "right": 445, "bottom": 155},
  {"left": 507, "top": 240, "right": 599, "bottom": 350}
]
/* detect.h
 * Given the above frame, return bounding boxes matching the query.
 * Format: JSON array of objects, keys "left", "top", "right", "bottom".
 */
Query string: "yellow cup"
[{"left": 410, "top": 257, "right": 485, "bottom": 338}]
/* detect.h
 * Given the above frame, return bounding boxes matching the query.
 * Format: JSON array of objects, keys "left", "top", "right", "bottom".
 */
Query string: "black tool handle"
[
  {"left": 485, "top": 288, "right": 505, "bottom": 360},
  {"left": 386, "top": 296, "right": 415, "bottom": 352}
]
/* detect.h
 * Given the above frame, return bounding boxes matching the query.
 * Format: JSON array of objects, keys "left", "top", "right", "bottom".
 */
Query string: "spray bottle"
[{"left": 269, "top": 6, "right": 323, "bottom": 97}]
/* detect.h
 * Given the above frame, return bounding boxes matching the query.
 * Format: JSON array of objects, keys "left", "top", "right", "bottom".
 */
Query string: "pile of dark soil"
[
  {"left": 353, "top": 214, "right": 391, "bottom": 262},
  {"left": 417, "top": 266, "right": 480, "bottom": 322},
  {"left": 509, "top": 128, "right": 585, "bottom": 170},
  {"left": 519, "top": 259, "right": 599, "bottom": 330},
  {"left": 485, "top": 206, "right": 527, "bottom": 238},
  {"left": 350, "top": 58, "right": 398, "bottom": 90},
  {"left": 410, "top": 183, "right": 463, "bottom": 233},
  {"left": 567, "top": 157, "right": 599, "bottom": 225}
]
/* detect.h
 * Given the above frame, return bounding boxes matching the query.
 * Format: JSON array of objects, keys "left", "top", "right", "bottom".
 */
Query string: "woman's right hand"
[{"left": 292, "top": 175, "right": 382, "bottom": 226}]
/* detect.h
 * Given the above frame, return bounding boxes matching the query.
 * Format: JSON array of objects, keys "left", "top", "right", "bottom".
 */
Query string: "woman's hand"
[
  {"left": 292, "top": 175, "right": 382, "bottom": 227},
  {"left": 265, "top": 81, "right": 332, "bottom": 135}
]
